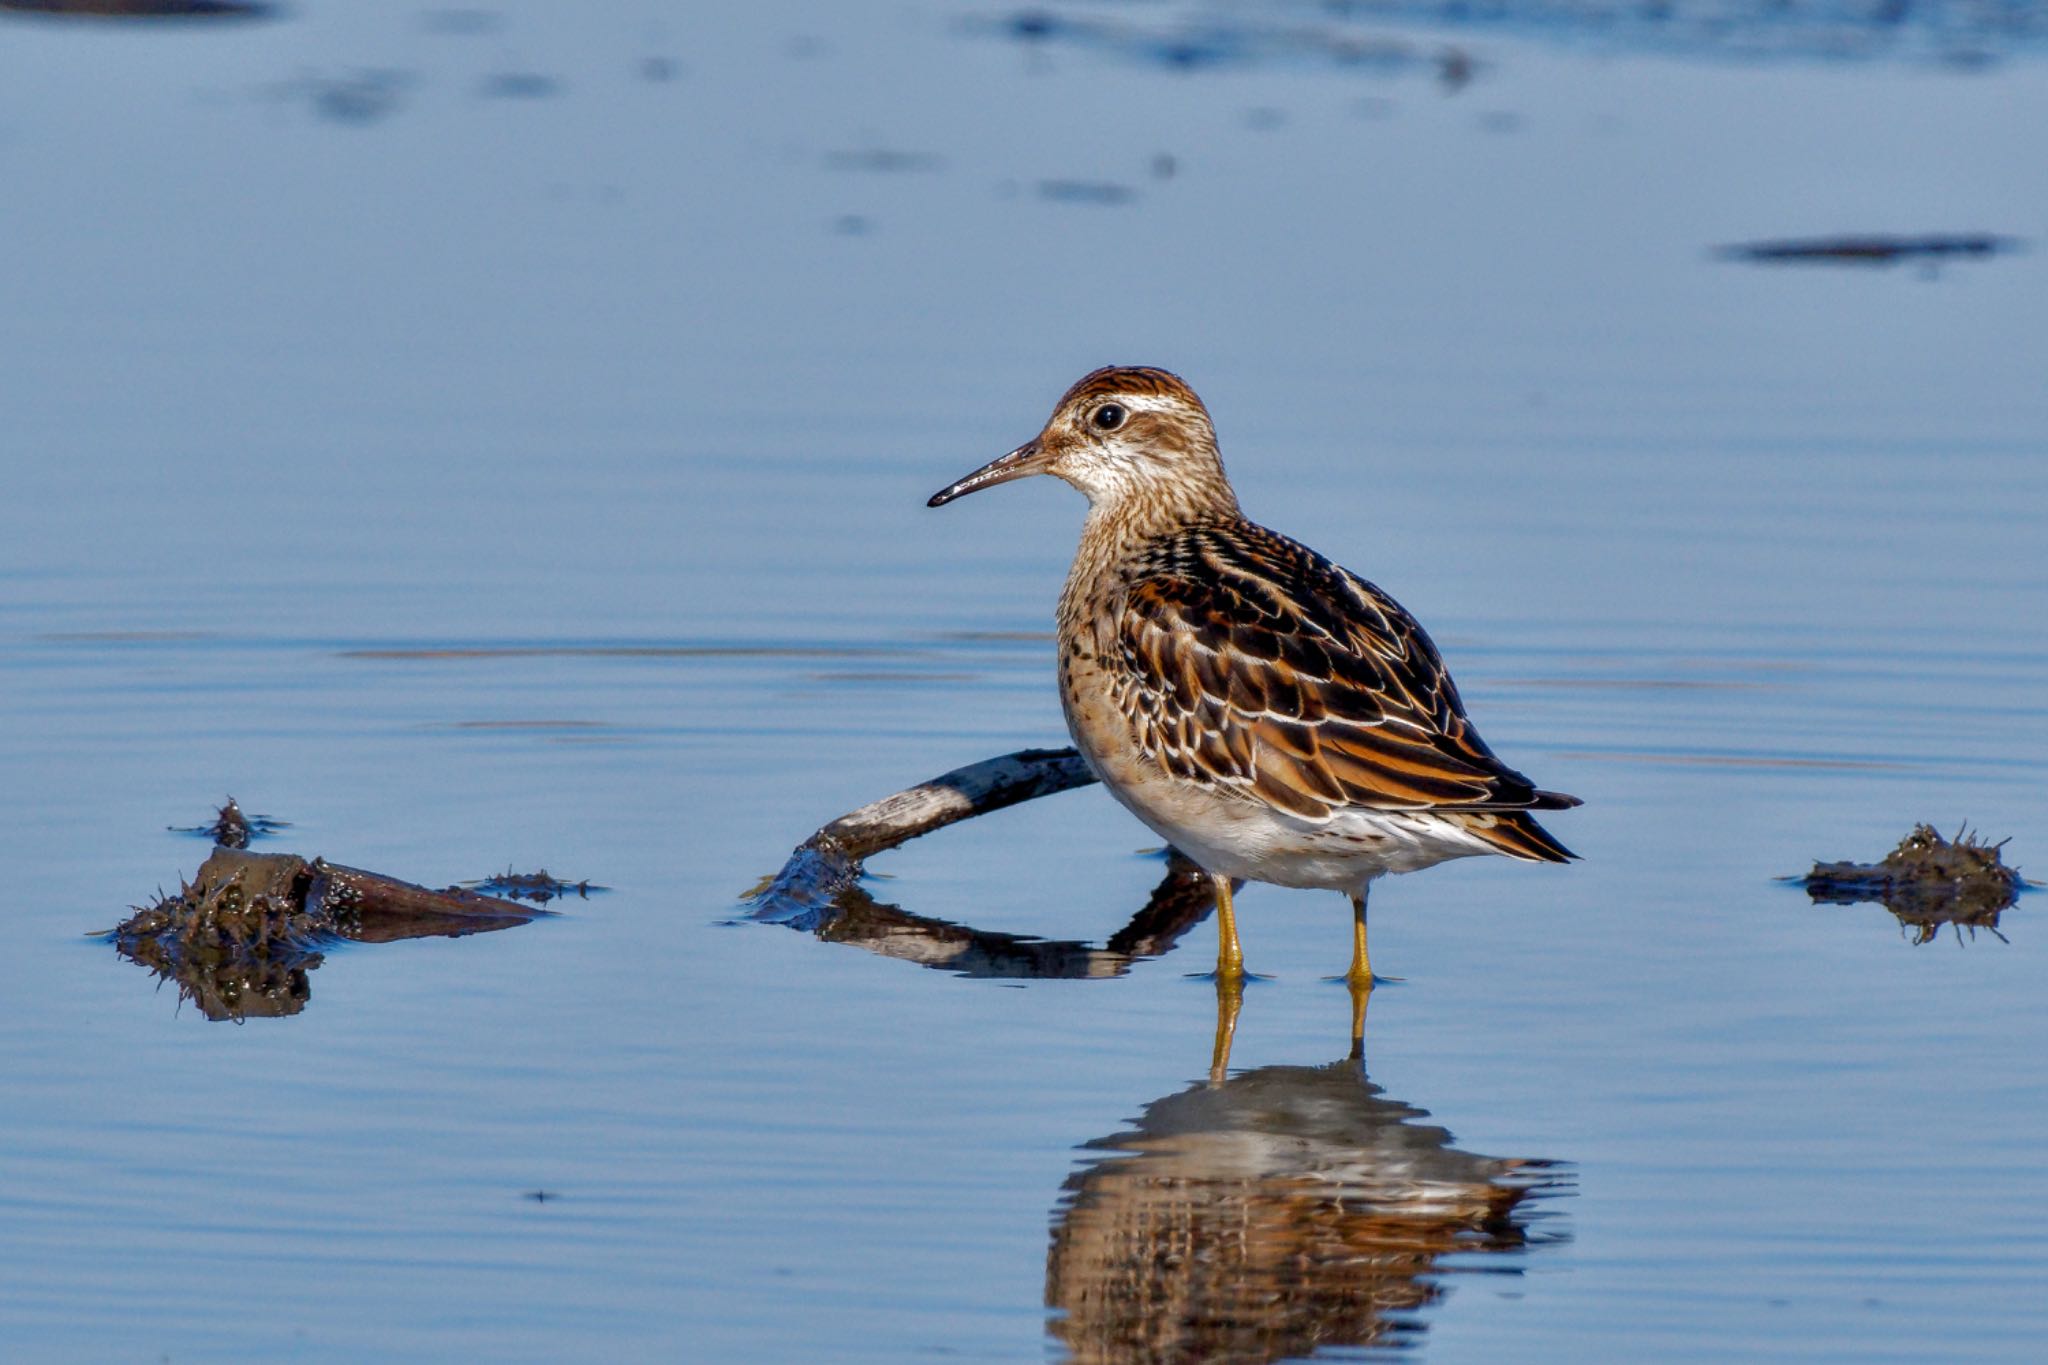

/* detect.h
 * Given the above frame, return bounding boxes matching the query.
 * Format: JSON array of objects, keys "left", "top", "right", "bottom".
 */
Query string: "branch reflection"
[{"left": 749, "top": 845, "right": 1219, "bottom": 979}]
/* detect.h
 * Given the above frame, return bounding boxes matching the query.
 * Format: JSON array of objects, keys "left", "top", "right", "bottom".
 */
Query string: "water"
[{"left": 2, "top": 1, "right": 2046, "bottom": 1360}]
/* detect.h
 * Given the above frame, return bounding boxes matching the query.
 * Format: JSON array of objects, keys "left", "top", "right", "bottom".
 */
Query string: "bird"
[{"left": 927, "top": 365, "right": 1579, "bottom": 986}]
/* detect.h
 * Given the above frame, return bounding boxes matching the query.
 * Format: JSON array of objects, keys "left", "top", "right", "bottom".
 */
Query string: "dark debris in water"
[
  {"left": 478, "top": 72, "right": 563, "bottom": 100},
  {"left": 417, "top": 7, "right": 504, "bottom": 36},
  {"left": 1797, "top": 824, "right": 2027, "bottom": 945},
  {"left": 1038, "top": 179, "right": 1138, "bottom": 206},
  {"left": 462, "top": 868, "right": 607, "bottom": 905},
  {"left": 824, "top": 148, "right": 945, "bottom": 174},
  {"left": 979, "top": 8, "right": 1473, "bottom": 82},
  {"left": 1355, "top": 0, "right": 2048, "bottom": 63},
  {"left": 980, "top": 0, "right": 2048, "bottom": 70},
  {"left": 1716, "top": 233, "right": 2025, "bottom": 267},
  {"left": 0, "top": 0, "right": 274, "bottom": 16},
  {"left": 169, "top": 797, "right": 290, "bottom": 849},
  {"left": 108, "top": 846, "right": 543, "bottom": 1020},
  {"left": 264, "top": 69, "right": 415, "bottom": 127}
]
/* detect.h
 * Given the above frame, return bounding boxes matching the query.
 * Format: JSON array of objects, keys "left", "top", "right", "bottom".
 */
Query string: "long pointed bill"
[{"left": 926, "top": 438, "right": 1048, "bottom": 507}]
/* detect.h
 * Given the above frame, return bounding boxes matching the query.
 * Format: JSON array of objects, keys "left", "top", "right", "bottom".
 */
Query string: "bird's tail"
[{"left": 1452, "top": 809, "right": 1577, "bottom": 863}]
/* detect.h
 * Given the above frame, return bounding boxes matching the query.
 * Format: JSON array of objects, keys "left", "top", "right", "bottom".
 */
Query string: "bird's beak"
[{"left": 927, "top": 438, "right": 1049, "bottom": 508}]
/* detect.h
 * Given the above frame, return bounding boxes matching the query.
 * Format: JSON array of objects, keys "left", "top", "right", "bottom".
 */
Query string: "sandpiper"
[{"left": 929, "top": 366, "right": 1578, "bottom": 984}]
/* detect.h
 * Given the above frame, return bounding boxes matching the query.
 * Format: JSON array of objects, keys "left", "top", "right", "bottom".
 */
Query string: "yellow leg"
[
  {"left": 1348, "top": 974, "right": 1371, "bottom": 1062},
  {"left": 1211, "top": 873, "right": 1244, "bottom": 981},
  {"left": 1346, "top": 891, "right": 1373, "bottom": 988},
  {"left": 1208, "top": 974, "right": 1243, "bottom": 1086}
]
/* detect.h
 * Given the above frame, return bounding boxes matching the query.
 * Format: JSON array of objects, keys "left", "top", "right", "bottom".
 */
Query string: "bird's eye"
[{"left": 1092, "top": 403, "right": 1127, "bottom": 431}]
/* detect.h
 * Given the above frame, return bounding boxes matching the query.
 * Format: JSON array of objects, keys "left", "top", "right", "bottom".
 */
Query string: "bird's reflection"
[
  {"left": 1047, "top": 983, "right": 1569, "bottom": 1362},
  {"left": 750, "top": 782, "right": 1568, "bottom": 1354}
]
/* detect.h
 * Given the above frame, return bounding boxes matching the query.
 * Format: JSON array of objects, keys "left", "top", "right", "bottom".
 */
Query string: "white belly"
[
  {"left": 1055, "top": 625, "right": 1498, "bottom": 894},
  {"left": 1070, "top": 721, "right": 1496, "bottom": 892}
]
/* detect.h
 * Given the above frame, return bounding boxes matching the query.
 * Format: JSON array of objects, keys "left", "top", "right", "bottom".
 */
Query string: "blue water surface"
[{"left": 2, "top": 2, "right": 2045, "bottom": 1360}]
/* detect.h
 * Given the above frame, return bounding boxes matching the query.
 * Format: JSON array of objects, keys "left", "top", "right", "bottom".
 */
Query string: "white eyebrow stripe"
[{"left": 1114, "top": 394, "right": 1177, "bottom": 416}]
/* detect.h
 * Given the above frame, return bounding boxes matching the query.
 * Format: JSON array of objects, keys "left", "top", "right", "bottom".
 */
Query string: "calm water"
[{"left": 3, "top": 2, "right": 2046, "bottom": 1360}]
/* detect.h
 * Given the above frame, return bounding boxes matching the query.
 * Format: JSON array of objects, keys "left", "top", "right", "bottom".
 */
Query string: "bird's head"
[{"left": 928, "top": 366, "right": 1238, "bottom": 523}]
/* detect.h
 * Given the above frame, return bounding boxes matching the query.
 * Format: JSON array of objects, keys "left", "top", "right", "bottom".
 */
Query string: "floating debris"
[
  {"left": 1715, "top": 234, "right": 2025, "bottom": 266},
  {"left": 1438, "top": 46, "right": 1479, "bottom": 90},
  {"left": 417, "top": 7, "right": 503, "bottom": 36},
  {"left": 478, "top": 72, "right": 562, "bottom": 100},
  {"left": 1, "top": 0, "right": 274, "bottom": 17},
  {"left": 463, "top": 868, "right": 606, "bottom": 905},
  {"left": 169, "top": 797, "right": 290, "bottom": 849},
  {"left": 1037, "top": 179, "right": 1137, "bottom": 206},
  {"left": 975, "top": 9, "right": 1459, "bottom": 79},
  {"left": 823, "top": 148, "right": 945, "bottom": 174},
  {"left": 107, "top": 846, "right": 543, "bottom": 1020},
  {"left": 978, "top": 0, "right": 2048, "bottom": 71},
  {"left": 1796, "top": 823, "right": 2027, "bottom": 945},
  {"left": 262, "top": 69, "right": 415, "bottom": 127}
]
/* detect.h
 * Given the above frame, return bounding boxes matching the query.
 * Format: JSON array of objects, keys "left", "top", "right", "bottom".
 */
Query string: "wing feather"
[{"left": 1111, "top": 523, "right": 1579, "bottom": 827}]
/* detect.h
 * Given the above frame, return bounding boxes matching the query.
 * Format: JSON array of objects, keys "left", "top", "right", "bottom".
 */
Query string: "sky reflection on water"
[{"left": 2, "top": 0, "right": 2046, "bottom": 1360}]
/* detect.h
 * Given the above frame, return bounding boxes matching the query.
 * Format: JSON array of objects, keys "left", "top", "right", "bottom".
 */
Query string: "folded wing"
[{"left": 1109, "top": 524, "right": 1580, "bottom": 845}]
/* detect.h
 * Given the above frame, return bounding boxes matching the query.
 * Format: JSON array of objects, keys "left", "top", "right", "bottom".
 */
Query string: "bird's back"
[{"left": 1060, "top": 516, "right": 1578, "bottom": 865}]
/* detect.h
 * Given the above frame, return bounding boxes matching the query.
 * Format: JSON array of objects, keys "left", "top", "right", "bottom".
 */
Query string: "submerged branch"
[
  {"left": 747, "top": 746, "right": 1220, "bottom": 977},
  {"left": 805, "top": 746, "right": 1098, "bottom": 862}
]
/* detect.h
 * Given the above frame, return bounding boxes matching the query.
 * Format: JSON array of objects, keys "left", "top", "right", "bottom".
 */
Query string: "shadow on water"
[{"left": 1048, "top": 983, "right": 1569, "bottom": 1362}]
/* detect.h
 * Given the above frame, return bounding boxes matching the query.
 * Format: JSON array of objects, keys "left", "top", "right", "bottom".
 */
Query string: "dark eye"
[{"left": 1092, "top": 403, "right": 1126, "bottom": 431}]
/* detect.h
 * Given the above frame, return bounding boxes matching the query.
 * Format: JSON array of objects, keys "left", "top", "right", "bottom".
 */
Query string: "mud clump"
[
  {"left": 108, "top": 847, "right": 542, "bottom": 1020},
  {"left": 1799, "top": 824, "right": 2025, "bottom": 944}
]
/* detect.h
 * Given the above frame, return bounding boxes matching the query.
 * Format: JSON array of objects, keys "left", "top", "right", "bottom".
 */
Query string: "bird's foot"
[{"left": 1187, "top": 968, "right": 1272, "bottom": 984}]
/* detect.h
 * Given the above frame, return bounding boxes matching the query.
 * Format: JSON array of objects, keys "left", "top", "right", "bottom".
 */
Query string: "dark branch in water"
[
  {"left": 803, "top": 746, "right": 1097, "bottom": 861},
  {"left": 1715, "top": 234, "right": 2024, "bottom": 266},
  {"left": 748, "top": 747, "right": 1224, "bottom": 977},
  {"left": 0, "top": 1, "right": 276, "bottom": 17}
]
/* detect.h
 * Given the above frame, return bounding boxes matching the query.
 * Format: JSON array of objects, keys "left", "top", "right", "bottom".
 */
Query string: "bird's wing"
[{"left": 1109, "top": 524, "right": 1579, "bottom": 823}]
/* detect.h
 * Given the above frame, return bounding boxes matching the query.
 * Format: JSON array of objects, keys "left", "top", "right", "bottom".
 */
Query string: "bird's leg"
[
  {"left": 1348, "top": 973, "right": 1372, "bottom": 1062},
  {"left": 1346, "top": 889, "right": 1373, "bottom": 990},
  {"left": 1208, "top": 974, "right": 1243, "bottom": 1086},
  {"left": 1211, "top": 872, "right": 1245, "bottom": 981}
]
